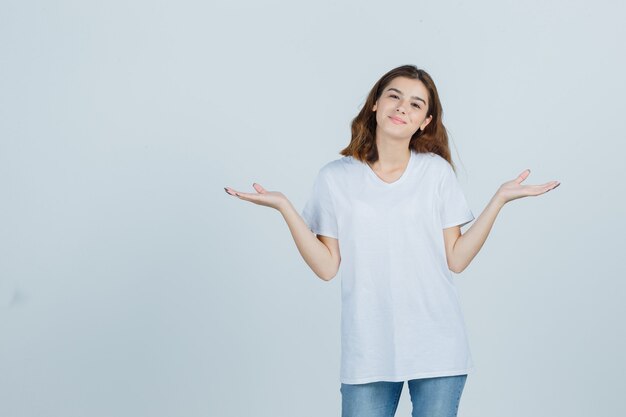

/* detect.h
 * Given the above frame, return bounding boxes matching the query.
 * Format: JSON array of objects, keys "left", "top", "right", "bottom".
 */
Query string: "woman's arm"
[
  {"left": 225, "top": 183, "right": 340, "bottom": 281},
  {"left": 444, "top": 169, "right": 560, "bottom": 273},
  {"left": 444, "top": 195, "right": 504, "bottom": 273},
  {"left": 279, "top": 199, "right": 341, "bottom": 281}
]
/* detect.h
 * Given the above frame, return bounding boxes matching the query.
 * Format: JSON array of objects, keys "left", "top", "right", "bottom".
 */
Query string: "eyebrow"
[{"left": 386, "top": 88, "right": 427, "bottom": 105}]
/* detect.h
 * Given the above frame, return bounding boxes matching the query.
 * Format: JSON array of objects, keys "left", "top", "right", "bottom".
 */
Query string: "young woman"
[{"left": 224, "top": 65, "right": 560, "bottom": 417}]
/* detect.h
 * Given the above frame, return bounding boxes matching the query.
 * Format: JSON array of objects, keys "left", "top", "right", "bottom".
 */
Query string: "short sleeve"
[
  {"left": 439, "top": 163, "right": 475, "bottom": 229},
  {"left": 301, "top": 167, "right": 338, "bottom": 239}
]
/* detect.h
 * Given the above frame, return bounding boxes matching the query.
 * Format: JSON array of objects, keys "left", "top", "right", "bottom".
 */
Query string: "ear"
[
  {"left": 420, "top": 115, "right": 432, "bottom": 130},
  {"left": 372, "top": 101, "right": 377, "bottom": 112}
]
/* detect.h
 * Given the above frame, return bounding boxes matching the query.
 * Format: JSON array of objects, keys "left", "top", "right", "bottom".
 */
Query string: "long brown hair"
[{"left": 339, "top": 65, "right": 457, "bottom": 173}]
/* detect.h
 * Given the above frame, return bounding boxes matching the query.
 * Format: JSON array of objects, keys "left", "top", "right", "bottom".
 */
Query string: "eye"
[{"left": 390, "top": 94, "right": 421, "bottom": 109}]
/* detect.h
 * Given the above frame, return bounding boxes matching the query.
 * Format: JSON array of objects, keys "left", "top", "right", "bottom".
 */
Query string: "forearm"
[
  {"left": 278, "top": 200, "right": 337, "bottom": 281},
  {"left": 451, "top": 195, "right": 505, "bottom": 273}
]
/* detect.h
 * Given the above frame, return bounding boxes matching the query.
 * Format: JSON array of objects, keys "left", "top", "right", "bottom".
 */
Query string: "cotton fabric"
[{"left": 301, "top": 149, "right": 475, "bottom": 384}]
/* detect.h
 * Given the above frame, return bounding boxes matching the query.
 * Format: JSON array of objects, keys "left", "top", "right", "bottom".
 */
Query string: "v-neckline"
[{"left": 365, "top": 150, "right": 414, "bottom": 186}]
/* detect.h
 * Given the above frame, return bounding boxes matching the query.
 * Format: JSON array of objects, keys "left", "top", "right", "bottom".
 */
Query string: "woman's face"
[{"left": 372, "top": 76, "right": 433, "bottom": 137}]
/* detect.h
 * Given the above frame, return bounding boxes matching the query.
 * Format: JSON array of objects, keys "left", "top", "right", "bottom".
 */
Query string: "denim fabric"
[{"left": 340, "top": 374, "right": 467, "bottom": 417}]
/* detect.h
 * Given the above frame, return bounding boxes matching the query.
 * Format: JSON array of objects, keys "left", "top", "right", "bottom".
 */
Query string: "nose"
[{"left": 396, "top": 101, "right": 407, "bottom": 114}]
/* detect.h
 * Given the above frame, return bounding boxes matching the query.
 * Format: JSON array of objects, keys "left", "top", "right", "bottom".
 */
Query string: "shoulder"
[
  {"left": 318, "top": 155, "right": 355, "bottom": 179},
  {"left": 416, "top": 151, "right": 452, "bottom": 176},
  {"left": 424, "top": 152, "right": 449, "bottom": 168}
]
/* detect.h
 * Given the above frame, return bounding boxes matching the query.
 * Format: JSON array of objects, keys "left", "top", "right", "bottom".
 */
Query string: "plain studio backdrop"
[{"left": 1, "top": 1, "right": 625, "bottom": 416}]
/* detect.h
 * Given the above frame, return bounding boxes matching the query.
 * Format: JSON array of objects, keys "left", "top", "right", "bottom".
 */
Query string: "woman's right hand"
[
  {"left": 225, "top": 182, "right": 339, "bottom": 281},
  {"left": 224, "top": 183, "right": 289, "bottom": 212}
]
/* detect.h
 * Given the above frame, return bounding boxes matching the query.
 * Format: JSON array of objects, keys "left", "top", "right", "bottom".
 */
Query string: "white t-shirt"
[{"left": 301, "top": 149, "right": 476, "bottom": 384}]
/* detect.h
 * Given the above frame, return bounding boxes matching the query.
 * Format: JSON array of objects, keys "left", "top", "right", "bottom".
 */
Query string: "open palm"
[
  {"left": 496, "top": 169, "right": 560, "bottom": 205},
  {"left": 224, "top": 183, "right": 289, "bottom": 211}
]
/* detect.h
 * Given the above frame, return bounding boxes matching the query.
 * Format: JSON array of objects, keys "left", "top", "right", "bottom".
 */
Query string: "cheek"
[{"left": 414, "top": 111, "right": 427, "bottom": 123}]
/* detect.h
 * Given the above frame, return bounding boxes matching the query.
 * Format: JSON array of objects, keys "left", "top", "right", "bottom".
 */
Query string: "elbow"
[
  {"left": 448, "top": 262, "right": 465, "bottom": 274},
  {"left": 447, "top": 252, "right": 468, "bottom": 274},
  {"left": 319, "top": 268, "right": 339, "bottom": 282},
  {"left": 320, "top": 273, "right": 337, "bottom": 282}
]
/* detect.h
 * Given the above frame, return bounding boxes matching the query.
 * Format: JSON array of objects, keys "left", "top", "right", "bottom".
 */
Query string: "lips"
[{"left": 389, "top": 116, "right": 406, "bottom": 124}]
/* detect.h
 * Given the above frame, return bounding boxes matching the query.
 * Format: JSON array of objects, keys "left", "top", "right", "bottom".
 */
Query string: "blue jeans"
[{"left": 340, "top": 374, "right": 467, "bottom": 417}]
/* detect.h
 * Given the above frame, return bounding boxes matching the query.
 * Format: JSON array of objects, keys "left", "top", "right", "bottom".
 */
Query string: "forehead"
[{"left": 385, "top": 77, "right": 428, "bottom": 102}]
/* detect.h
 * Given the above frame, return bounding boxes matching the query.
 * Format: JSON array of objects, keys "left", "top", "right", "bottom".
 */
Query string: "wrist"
[
  {"left": 278, "top": 199, "right": 293, "bottom": 215},
  {"left": 491, "top": 193, "right": 507, "bottom": 209}
]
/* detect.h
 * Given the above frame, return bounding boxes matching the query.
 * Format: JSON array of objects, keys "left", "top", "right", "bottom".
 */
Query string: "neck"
[{"left": 372, "top": 134, "right": 412, "bottom": 170}]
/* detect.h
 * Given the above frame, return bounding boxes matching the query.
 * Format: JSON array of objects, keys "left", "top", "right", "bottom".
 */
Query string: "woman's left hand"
[{"left": 494, "top": 169, "right": 560, "bottom": 205}]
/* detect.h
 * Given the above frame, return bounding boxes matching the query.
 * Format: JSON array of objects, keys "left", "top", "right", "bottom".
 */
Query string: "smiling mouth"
[{"left": 389, "top": 116, "right": 406, "bottom": 124}]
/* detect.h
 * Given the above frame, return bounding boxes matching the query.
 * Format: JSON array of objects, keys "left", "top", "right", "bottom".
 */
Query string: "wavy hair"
[{"left": 339, "top": 65, "right": 457, "bottom": 173}]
